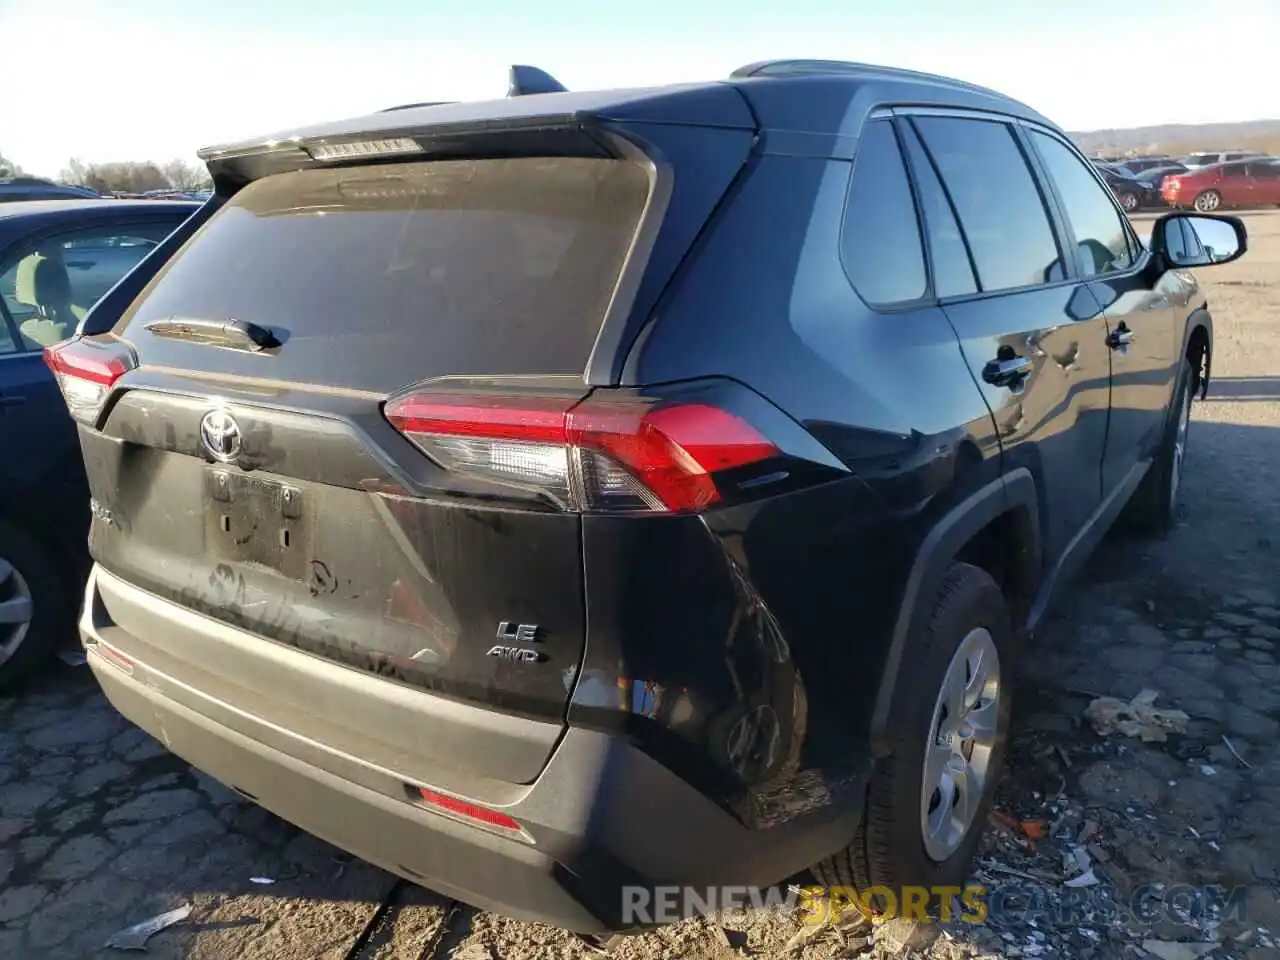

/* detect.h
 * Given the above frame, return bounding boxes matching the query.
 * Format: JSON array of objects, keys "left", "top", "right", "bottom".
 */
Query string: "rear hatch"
[{"left": 67, "top": 152, "right": 652, "bottom": 754}]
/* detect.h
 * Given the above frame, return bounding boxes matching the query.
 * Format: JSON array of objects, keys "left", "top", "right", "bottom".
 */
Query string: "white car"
[{"left": 1181, "top": 150, "right": 1269, "bottom": 169}]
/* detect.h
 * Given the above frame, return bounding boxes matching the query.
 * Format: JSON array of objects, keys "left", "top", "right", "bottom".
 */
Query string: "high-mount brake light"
[
  {"left": 383, "top": 392, "right": 780, "bottom": 514},
  {"left": 42, "top": 338, "right": 136, "bottom": 425},
  {"left": 305, "top": 138, "right": 424, "bottom": 162}
]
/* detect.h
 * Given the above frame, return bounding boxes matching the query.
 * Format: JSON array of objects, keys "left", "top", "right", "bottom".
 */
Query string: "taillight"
[
  {"left": 415, "top": 786, "right": 531, "bottom": 842},
  {"left": 383, "top": 391, "right": 781, "bottom": 514},
  {"left": 42, "top": 337, "right": 136, "bottom": 425}
]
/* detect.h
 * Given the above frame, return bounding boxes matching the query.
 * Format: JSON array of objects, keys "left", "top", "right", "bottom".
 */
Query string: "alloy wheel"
[
  {"left": 0, "top": 557, "right": 35, "bottom": 666},
  {"left": 1195, "top": 192, "right": 1220, "bottom": 213},
  {"left": 920, "top": 627, "right": 1001, "bottom": 862}
]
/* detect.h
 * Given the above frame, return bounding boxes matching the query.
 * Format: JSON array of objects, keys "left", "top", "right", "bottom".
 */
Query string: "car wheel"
[
  {"left": 1193, "top": 190, "right": 1221, "bottom": 213},
  {"left": 1124, "top": 357, "right": 1194, "bottom": 535},
  {"left": 1118, "top": 192, "right": 1139, "bottom": 213},
  {"left": 0, "top": 519, "right": 72, "bottom": 694},
  {"left": 812, "top": 563, "right": 1012, "bottom": 906}
]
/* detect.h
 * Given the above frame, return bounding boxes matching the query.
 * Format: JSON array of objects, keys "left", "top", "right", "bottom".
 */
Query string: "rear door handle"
[
  {"left": 982, "top": 354, "right": 1033, "bottom": 387},
  {"left": 0, "top": 394, "right": 26, "bottom": 408},
  {"left": 1107, "top": 326, "right": 1135, "bottom": 349}
]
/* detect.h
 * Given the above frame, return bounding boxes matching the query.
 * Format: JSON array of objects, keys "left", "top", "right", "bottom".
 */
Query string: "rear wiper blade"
[{"left": 143, "top": 316, "right": 281, "bottom": 351}]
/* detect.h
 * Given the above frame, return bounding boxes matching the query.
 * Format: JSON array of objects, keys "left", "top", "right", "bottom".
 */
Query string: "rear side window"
[
  {"left": 121, "top": 157, "right": 651, "bottom": 391},
  {"left": 912, "top": 117, "right": 1062, "bottom": 293},
  {"left": 840, "top": 120, "right": 927, "bottom": 305},
  {"left": 1030, "top": 131, "right": 1134, "bottom": 277}
]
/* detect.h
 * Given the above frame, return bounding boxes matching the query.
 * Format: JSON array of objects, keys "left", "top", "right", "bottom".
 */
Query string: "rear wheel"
[
  {"left": 812, "top": 563, "right": 1012, "bottom": 906},
  {"left": 1118, "top": 192, "right": 1139, "bottom": 213},
  {"left": 1124, "top": 357, "right": 1194, "bottom": 534},
  {"left": 1193, "top": 190, "right": 1222, "bottom": 213},
  {"left": 0, "top": 519, "right": 72, "bottom": 693}
]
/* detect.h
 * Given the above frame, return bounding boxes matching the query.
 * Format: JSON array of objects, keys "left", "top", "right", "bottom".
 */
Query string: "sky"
[{"left": 2, "top": 0, "right": 1278, "bottom": 179}]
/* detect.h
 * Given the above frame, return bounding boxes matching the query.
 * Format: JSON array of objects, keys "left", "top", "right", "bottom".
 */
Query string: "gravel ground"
[{"left": 2, "top": 210, "right": 1279, "bottom": 959}]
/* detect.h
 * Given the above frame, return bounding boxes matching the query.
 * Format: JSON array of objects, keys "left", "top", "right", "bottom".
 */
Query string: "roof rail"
[
  {"left": 379, "top": 101, "right": 456, "bottom": 113},
  {"left": 507, "top": 65, "right": 567, "bottom": 97},
  {"left": 729, "top": 58, "right": 999, "bottom": 95}
]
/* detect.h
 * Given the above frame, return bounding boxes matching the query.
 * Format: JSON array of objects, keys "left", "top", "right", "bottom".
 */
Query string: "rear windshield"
[{"left": 119, "top": 157, "right": 651, "bottom": 391}]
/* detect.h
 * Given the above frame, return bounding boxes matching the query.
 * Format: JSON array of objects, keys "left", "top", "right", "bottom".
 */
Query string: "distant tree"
[
  {"left": 162, "top": 158, "right": 210, "bottom": 192},
  {"left": 83, "top": 161, "right": 171, "bottom": 194},
  {"left": 61, "top": 157, "right": 89, "bottom": 186},
  {"left": 0, "top": 150, "right": 22, "bottom": 178}
]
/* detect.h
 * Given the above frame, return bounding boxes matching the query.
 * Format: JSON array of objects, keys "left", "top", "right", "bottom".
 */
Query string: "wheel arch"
[{"left": 869, "top": 468, "right": 1041, "bottom": 757}]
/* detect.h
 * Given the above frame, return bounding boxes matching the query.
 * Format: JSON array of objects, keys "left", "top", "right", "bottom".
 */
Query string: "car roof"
[
  {"left": 0, "top": 198, "right": 199, "bottom": 221},
  {"left": 199, "top": 60, "right": 1055, "bottom": 176}
]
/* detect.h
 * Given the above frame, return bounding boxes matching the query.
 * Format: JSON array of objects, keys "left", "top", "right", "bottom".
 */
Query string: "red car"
[{"left": 1162, "top": 159, "right": 1280, "bottom": 212}]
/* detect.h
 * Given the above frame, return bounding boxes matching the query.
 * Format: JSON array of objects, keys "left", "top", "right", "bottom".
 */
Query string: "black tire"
[
  {"left": 1117, "top": 192, "right": 1139, "bottom": 213},
  {"left": 812, "top": 563, "right": 1013, "bottom": 908},
  {"left": 0, "top": 518, "right": 72, "bottom": 694},
  {"left": 1193, "top": 190, "right": 1222, "bottom": 213},
  {"left": 1123, "top": 356, "right": 1194, "bottom": 535}
]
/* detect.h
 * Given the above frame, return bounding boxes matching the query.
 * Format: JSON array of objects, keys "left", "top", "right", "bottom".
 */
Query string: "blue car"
[
  {"left": 0, "top": 198, "right": 197, "bottom": 689},
  {"left": 0, "top": 177, "right": 102, "bottom": 202}
]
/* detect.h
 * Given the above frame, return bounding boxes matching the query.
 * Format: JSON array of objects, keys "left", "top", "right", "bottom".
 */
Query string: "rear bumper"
[{"left": 80, "top": 566, "right": 859, "bottom": 932}]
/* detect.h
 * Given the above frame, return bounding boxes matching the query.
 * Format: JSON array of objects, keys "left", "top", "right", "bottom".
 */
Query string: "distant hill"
[{"left": 1068, "top": 119, "right": 1280, "bottom": 158}]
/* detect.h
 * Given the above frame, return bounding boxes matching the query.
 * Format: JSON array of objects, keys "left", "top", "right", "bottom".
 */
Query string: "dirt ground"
[{"left": 2, "top": 211, "right": 1279, "bottom": 960}]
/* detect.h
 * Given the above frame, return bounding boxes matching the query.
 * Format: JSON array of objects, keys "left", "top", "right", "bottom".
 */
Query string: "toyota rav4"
[{"left": 52, "top": 60, "right": 1246, "bottom": 934}]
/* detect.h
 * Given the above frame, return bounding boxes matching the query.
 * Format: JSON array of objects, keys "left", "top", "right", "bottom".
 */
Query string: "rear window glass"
[{"left": 120, "top": 157, "right": 651, "bottom": 391}]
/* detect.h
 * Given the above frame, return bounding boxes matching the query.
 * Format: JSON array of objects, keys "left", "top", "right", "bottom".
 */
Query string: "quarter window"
[
  {"left": 1030, "top": 131, "right": 1134, "bottom": 277},
  {"left": 841, "top": 119, "right": 927, "bottom": 305},
  {"left": 912, "top": 117, "right": 1062, "bottom": 293}
]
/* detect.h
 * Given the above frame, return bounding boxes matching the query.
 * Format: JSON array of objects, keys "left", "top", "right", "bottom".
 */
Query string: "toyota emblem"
[{"left": 200, "top": 409, "right": 242, "bottom": 463}]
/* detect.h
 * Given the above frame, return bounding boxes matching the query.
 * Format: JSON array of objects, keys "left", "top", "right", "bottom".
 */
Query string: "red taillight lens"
[
  {"left": 416, "top": 787, "right": 529, "bottom": 840},
  {"left": 42, "top": 337, "right": 135, "bottom": 425},
  {"left": 384, "top": 392, "right": 781, "bottom": 514}
]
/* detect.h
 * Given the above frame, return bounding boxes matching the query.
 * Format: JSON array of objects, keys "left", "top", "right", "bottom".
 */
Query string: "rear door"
[
  {"left": 1245, "top": 160, "right": 1280, "bottom": 204},
  {"left": 80, "top": 155, "right": 655, "bottom": 733},
  {"left": 1217, "top": 163, "right": 1254, "bottom": 206},
  {"left": 901, "top": 112, "right": 1112, "bottom": 563}
]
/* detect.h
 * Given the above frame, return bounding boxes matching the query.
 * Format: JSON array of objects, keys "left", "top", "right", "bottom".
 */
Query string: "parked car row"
[
  {"left": 1091, "top": 154, "right": 1280, "bottom": 213},
  {"left": 0, "top": 60, "right": 1253, "bottom": 942},
  {"left": 1092, "top": 149, "right": 1271, "bottom": 175},
  {"left": 1, "top": 176, "right": 210, "bottom": 205}
]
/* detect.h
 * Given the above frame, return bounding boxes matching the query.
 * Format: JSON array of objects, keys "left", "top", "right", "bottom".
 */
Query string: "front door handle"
[
  {"left": 982, "top": 354, "right": 1033, "bottom": 387},
  {"left": 1107, "top": 325, "right": 1135, "bottom": 349},
  {"left": 0, "top": 394, "right": 26, "bottom": 408}
]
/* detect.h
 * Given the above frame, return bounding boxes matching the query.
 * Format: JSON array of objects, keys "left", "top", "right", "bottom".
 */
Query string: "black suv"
[{"left": 54, "top": 60, "right": 1245, "bottom": 933}]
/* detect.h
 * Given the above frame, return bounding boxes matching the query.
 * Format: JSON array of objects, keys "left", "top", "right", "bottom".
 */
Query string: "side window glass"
[
  {"left": 1030, "top": 131, "right": 1134, "bottom": 277},
  {"left": 0, "top": 316, "right": 18, "bottom": 354},
  {"left": 912, "top": 117, "right": 1062, "bottom": 293},
  {"left": 841, "top": 119, "right": 927, "bottom": 306},
  {"left": 898, "top": 123, "right": 978, "bottom": 298},
  {"left": 0, "top": 222, "right": 175, "bottom": 350}
]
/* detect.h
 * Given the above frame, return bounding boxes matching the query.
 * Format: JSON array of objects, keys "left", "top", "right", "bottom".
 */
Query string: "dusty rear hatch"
[{"left": 60, "top": 153, "right": 650, "bottom": 783}]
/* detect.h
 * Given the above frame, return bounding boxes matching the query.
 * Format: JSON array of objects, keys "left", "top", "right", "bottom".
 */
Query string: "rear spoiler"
[{"left": 196, "top": 71, "right": 754, "bottom": 192}]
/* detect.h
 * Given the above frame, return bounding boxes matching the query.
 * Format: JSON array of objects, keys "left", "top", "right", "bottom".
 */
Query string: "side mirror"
[{"left": 1150, "top": 212, "right": 1247, "bottom": 268}]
